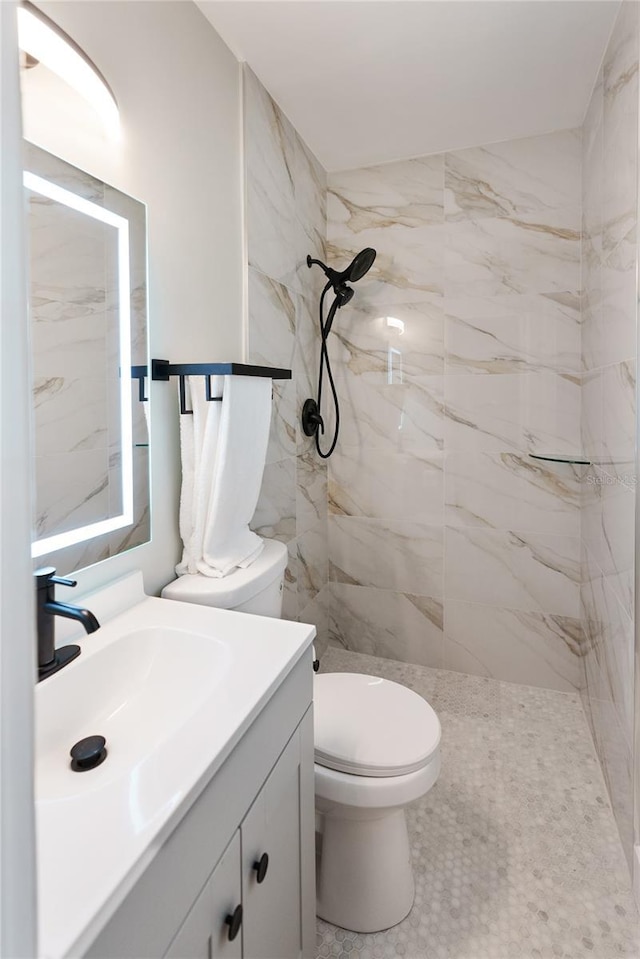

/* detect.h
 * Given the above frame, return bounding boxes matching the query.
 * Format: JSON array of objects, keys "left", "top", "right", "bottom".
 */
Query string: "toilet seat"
[{"left": 314, "top": 673, "right": 441, "bottom": 777}]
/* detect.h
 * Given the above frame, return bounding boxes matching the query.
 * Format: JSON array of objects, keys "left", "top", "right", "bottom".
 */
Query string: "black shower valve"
[{"left": 302, "top": 398, "right": 324, "bottom": 437}]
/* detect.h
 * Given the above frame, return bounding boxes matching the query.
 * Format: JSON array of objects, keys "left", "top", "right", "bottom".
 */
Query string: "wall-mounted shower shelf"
[
  {"left": 528, "top": 454, "right": 591, "bottom": 465},
  {"left": 150, "top": 359, "right": 291, "bottom": 415}
]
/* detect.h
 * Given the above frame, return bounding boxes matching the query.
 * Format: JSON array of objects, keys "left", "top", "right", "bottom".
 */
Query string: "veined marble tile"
[
  {"left": 282, "top": 540, "right": 298, "bottom": 623},
  {"left": 296, "top": 451, "right": 327, "bottom": 538},
  {"left": 251, "top": 457, "right": 296, "bottom": 543},
  {"left": 328, "top": 298, "right": 444, "bottom": 377},
  {"left": 244, "top": 67, "right": 297, "bottom": 289},
  {"left": 444, "top": 292, "right": 581, "bottom": 374},
  {"left": 299, "top": 584, "right": 329, "bottom": 659},
  {"left": 329, "top": 516, "right": 443, "bottom": 597},
  {"left": 444, "top": 372, "right": 581, "bottom": 455},
  {"left": 327, "top": 155, "right": 444, "bottom": 235},
  {"left": 328, "top": 447, "right": 443, "bottom": 524},
  {"left": 581, "top": 368, "right": 602, "bottom": 464},
  {"left": 34, "top": 449, "right": 109, "bottom": 539},
  {"left": 444, "top": 526, "right": 580, "bottom": 617},
  {"left": 293, "top": 134, "right": 326, "bottom": 300},
  {"left": 327, "top": 222, "right": 443, "bottom": 304},
  {"left": 329, "top": 582, "right": 444, "bottom": 668},
  {"left": 582, "top": 545, "right": 634, "bottom": 744},
  {"left": 445, "top": 451, "right": 581, "bottom": 536},
  {"left": 445, "top": 129, "right": 581, "bottom": 224},
  {"left": 583, "top": 471, "right": 634, "bottom": 622},
  {"left": 600, "top": 359, "right": 635, "bottom": 474},
  {"left": 33, "top": 375, "right": 108, "bottom": 455},
  {"left": 602, "top": 0, "right": 639, "bottom": 258},
  {"left": 444, "top": 214, "right": 580, "bottom": 298},
  {"left": 444, "top": 601, "right": 584, "bottom": 692},
  {"left": 333, "top": 373, "right": 444, "bottom": 453},
  {"left": 247, "top": 269, "right": 296, "bottom": 370},
  {"left": 265, "top": 378, "right": 296, "bottom": 465},
  {"left": 583, "top": 246, "right": 637, "bottom": 371},
  {"left": 297, "top": 520, "right": 327, "bottom": 610}
]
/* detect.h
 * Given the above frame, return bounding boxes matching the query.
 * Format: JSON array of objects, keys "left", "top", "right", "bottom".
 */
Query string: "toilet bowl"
[
  {"left": 161, "top": 544, "right": 441, "bottom": 933},
  {"left": 314, "top": 672, "right": 441, "bottom": 932}
]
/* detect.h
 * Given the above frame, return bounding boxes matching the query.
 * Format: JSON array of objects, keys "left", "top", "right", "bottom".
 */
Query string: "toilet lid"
[{"left": 314, "top": 673, "right": 441, "bottom": 777}]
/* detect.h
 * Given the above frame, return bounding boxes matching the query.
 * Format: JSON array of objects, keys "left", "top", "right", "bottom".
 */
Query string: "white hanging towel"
[{"left": 176, "top": 374, "right": 271, "bottom": 578}]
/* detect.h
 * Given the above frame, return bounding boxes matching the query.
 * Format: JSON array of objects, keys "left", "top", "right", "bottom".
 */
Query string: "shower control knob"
[{"left": 302, "top": 398, "right": 324, "bottom": 437}]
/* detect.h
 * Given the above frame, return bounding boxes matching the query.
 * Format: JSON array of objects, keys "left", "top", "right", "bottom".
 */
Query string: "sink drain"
[{"left": 70, "top": 735, "right": 107, "bottom": 772}]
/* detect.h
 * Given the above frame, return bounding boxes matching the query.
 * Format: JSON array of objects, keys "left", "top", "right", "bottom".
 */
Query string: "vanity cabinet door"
[
  {"left": 165, "top": 832, "right": 242, "bottom": 959},
  {"left": 241, "top": 726, "right": 305, "bottom": 959}
]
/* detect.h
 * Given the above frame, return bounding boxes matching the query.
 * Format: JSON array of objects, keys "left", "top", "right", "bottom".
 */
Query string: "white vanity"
[{"left": 36, "top": 572, "right": 316, "bottom": 959}]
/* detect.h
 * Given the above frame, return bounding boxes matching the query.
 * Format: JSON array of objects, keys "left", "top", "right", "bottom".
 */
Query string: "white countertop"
[{"left": 36, "top": 572, "right": 315, "bottom": 958}]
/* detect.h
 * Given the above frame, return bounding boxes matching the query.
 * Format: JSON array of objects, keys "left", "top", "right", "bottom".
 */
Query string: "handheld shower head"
[{"left": 306, "top": 247, "right": 376, "bottom": 303}]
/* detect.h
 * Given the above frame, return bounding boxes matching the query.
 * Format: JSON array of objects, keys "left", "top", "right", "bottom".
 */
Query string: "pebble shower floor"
[{"left": 316, "top": 647, "right": 640, "bottom": 959}]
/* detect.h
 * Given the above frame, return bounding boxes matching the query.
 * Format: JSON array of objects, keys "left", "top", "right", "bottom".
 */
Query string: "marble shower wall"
[
  {"left": 243, "top": 67, "right": 330, "bottom": 652},
  {"left": 580, "top": 1, "right": 638, "bottom": 867},
  {"left": 327, "top": 128, "right": 585, "bottom": 691}
]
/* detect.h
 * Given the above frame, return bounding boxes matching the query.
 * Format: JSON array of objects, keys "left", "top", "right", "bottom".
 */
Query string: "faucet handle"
[
  {"left": 50, "top": 575, "right": 77, "bottom": 588},
  {"left": 34, "top": 567, "right": 77, "bottom": 589}
]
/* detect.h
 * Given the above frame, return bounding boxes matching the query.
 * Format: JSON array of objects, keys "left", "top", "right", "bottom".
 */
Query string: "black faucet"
[{"left": 35, "top": 567, "right": 100, "bottom": 681}]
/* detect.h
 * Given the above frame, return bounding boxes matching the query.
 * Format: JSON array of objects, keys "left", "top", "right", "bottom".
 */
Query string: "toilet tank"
[{"left": 161, "top": 539, "right": 288, "bottom": 618}]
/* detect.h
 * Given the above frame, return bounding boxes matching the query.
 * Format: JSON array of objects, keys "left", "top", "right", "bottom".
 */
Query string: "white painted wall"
[
  {"left": 0, "top": 3, "right": 37, "bottom": 953},
  {"left": 21, "top": 1, "right": 245, "bottom": 596}
]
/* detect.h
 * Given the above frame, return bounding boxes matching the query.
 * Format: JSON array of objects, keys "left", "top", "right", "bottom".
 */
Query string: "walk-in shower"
[{"left": 302, "top": 248, "right": 376, "bottom": 458}]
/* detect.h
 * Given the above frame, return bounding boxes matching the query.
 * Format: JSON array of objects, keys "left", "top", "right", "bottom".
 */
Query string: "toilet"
[{"left": 161, "top": 539, "right": 442, "bottom": 933}]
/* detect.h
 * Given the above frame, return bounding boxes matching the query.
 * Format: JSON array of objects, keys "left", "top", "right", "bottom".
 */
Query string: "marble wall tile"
[
  {"left": 329, "top": 447, "right": 443, "bottom": 524},
  {"left": 296, "top": 450, "right": 327, "bottom": 537},
  {"left": 297, "top": 519, "right": 327, "bottom": 611},
  {"left": 444, "top": 526, "right": 581, "bottom": 617},
  {"left": 329, "top": 516, "right": 443, "bottom": 597},
  {"left": 600, "top": 359, "right": 636, "bottom": 475},
  {"left": 251, "top": 457, "right": 296, "bottom": 544},
  {"left": 444, "top": 372, "right": 581, "bottom": 455},
  {"left": 602, "top": 1, "right": 639, "bottom": 258},
  {"left": 327, "top": 155, "right": 444, "bottom": 234},
  {"left": 327, "top": 223, "right": 443, "bottom": 304},
  {"left": 444, "top": 292, "right": 581, "bottom": 374},
  {"left": 444, "top": 214, "right": 580, "bottom": 298},
  {"left": 299, "top": 584, "right": 330, "bottom": 659},
  {"left": 328, "top": 297, "right": 445, "bottom": 377},
  {"left": 278, "top": 539, "right": 297, "bottom": 623},
  {"left": 329, "top": 582, "right": 444, "bottom": 668},
  {"left": 331, "top": 374, "right": 444, "bottom": 453},
  {"left": 445, "top": 451, "right": 581, "bottom": 536},
  {"left": 582, "top": 545, "right": 634, "bottom": 742},
  {"left": 444, "top": 601, "right": 585, "bottom": 692},
  {"left": 445, "top": 129, "right": 581, "bottom": 224},
  {"left": 244, "top": 67, "right": 297, "bottom": 289},
  {"left": 247, "top": 268, "right": 296, "bottom": 368}
]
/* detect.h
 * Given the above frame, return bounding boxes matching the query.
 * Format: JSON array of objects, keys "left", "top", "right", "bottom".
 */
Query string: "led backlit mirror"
[{"left": 25, "top": 142, "right": 150, "bottom": 575}]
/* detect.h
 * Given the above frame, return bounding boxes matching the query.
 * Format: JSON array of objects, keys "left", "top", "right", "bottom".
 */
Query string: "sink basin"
[{"left": 36, "top": 626, "right": 231, "bottom": 802}]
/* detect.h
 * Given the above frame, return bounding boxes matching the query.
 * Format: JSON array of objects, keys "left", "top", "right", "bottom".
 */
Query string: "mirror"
[{"left": 25, "top": 141, "right": 150, "bottom": 575}]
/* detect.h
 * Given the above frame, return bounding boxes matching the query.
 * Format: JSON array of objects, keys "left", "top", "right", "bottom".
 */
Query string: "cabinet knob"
[
  {"left": 252, "top": 852, "right": 269, "bottom": 883},
  {"left": 224, "top": 904, "right": 243, "bottom": 942}
]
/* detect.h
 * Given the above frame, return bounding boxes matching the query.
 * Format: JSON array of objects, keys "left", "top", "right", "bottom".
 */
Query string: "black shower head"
[{"left": 306, "top": 247, "right": 377, "bottom": 299}]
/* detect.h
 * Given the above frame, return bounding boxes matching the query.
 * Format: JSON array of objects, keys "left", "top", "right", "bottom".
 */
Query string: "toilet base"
[{"left": 316, "top": 807, "right": 414, "bottom": 932}]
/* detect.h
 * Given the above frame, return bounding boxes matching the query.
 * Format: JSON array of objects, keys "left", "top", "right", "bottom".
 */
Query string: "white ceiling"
[{"left": 196, "top": 0, "right": 618, "bottom": 172}]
